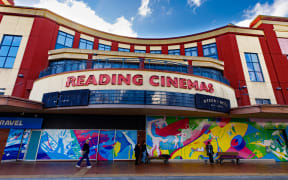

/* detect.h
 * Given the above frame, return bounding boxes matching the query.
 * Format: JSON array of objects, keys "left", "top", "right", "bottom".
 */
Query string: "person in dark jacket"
[
  {"left": 134, "top": 142, "right": 141, "bottom": 165},
  {"left": 76, "top": 139, "right": 91, "bottom": 168},
  {"left": 141, "top": 141, "right": 148, "bottom": 163},
  {"left": 206, "top": 141, "right": 214, "bottom": 164}
]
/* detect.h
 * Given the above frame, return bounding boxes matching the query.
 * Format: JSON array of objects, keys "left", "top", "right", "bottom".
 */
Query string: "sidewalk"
[{"left": 0, "top": 160, "right": 287, "bottom": 179}]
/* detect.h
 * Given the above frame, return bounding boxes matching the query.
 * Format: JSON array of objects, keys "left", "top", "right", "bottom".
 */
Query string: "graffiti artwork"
[{"left": 146, "top": 116, "right": 288, "bottom": 161}]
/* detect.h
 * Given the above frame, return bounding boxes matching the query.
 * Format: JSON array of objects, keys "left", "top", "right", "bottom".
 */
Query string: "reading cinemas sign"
[{"left": 65, "top": 73, "right": 215, "bottom": 93}]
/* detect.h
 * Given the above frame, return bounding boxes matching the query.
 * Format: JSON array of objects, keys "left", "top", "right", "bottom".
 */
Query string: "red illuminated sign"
[{"left": 65, "top": 74, "right": 214, "bottom": 93}]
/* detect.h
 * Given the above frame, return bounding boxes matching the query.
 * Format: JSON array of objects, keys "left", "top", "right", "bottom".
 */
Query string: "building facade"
[{"left": 0, "top": 2, "right": 288, "bottom": 162}]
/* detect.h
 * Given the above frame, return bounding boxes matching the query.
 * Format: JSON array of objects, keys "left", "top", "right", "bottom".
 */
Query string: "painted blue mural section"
[
  {"left": 2, "top": 129, "right": 24, "bottom": 161},
  {"left": 114, "top": 130, "right": 137, "bottom": 160}
]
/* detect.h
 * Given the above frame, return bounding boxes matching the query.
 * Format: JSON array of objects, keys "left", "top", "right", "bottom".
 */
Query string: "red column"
[
  {"left": 180, "top": 44, "right": 185, "bottom": 56},
  {"left": 72, "top": 32, "right": 80, "bottom": 48},
  {"left": 197, "top": 42, "right": 203, "bottom": 56},
  {"left": 146, "top": 46, "right": 150, "bottom": 53},
  {"left": 130, "top": 45, "right": 135, "bottom": 52},
  {"left": 162, "top": 45, "right": 168, "bottom": 54},
  {"left": 111, "top": 41, "right": 118, "bottom": 51},
  {"left": 93, "top": 38, "right": 99, "bottom": 50}
]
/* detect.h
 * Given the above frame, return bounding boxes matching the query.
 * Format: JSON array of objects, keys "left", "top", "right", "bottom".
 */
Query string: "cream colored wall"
[
  {"left": 0, "top": 15, "right": 34, "bottom": 95},
  {"left": 118, "top": 43, "right": 130, "bottom": 49},
  {"left": 168, "top": 45, "right": 180, "bottom": 50},
  {"left": 236, "top": 35, "right": 277, "bottom": 105},
  {"left": 99, "top": 39, "right": 111, "bottom": 46},
  {"left": 80, "top": 34, "right": 94, "bottom": 42},
  {"left": 29, "top": 69, "right": 237, "bottom": 108},
  {"left": 134, "top": 45, "right": 146, "bottom": 50},
  {"left": 184, "top": 42, "right": 197, "bottom": 48},
  {"left": 274, "top": 24, "right": 288, "bottom": 38},
  {"left": 202, "top": 38, "right": 216, "bottom": 45},
  {"left": 150, "top": 46, "right": 161, "bottom": 50},
  {"left": 59, "top": 26, "right": 75, "bottom": 35}
]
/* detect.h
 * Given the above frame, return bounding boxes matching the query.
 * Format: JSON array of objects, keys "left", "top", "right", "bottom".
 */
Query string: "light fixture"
[{"left": 276, "top": 87, "right": 282, "bottom": 90}]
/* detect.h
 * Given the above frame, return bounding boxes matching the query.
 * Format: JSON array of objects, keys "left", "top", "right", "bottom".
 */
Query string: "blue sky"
[{"left": 14, "top": 0, "right": 288, "bottom": 38}]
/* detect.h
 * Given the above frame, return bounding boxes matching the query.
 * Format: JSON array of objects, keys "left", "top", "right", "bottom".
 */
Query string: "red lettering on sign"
[
  {"left": 161, "top": 76, "right": 165, "bottom": 87},
  {"left": 166, "top": 77, "right": 178, "bottom": 88},
  {"left": 187, "top": 80, "right": 199, "bottom": 90},
  {"left": 85, "top": 75, "right": 97, "bottom": 86},
  {"left": 99, "top": 74, "right": 110, "bottom": 85},
  {"left": 77, "top": 75, "right": 86, "bottom": 86},
  {"left": 133, "top": 74, "right": 143, "bottom": 86},
  {"left": 111, "top": 74, "right": 117, "bottom": 85},
  {"left": 200, "top": 82, "right": 209, "bottom": 92},
  {"left": 118, "top": 74, "right": 131, "bottom": 85},
  {"left": 149, "top": 75, "right": 159, "bottom": 86},
  {"left": 179, "top": 78, "right": 187, "bottom": 89},
  {"left": 66, "top": 76, "right": 76, "bottom": 87},
  {"left": 208, "top": 83, "right": 214, "bottom": 93}
]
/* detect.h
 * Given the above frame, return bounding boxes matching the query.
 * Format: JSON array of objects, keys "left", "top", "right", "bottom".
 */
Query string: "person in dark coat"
[
  {"left": 134, "top": 142, "right": 141, "bottom": 165},
  {"left": 141, "top": 141, "right": 148, "bottom": 163},
  {"left": 206, "top": 141, "right": 214, "bottom": 164},
  {"left": 76, "top": 139, "right": 92, "bottom": 168}
]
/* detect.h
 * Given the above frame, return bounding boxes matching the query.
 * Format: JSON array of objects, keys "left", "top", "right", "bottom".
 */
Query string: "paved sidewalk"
[{"left": 0, "top": 161, "right": 287, "bottom": 179}]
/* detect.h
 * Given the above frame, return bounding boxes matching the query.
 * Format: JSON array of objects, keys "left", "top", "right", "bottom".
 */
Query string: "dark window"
[
  {"left": 118, "top": 47, "right": 130, "bottom": 52},
  {"left": 79, "top": 38, "right": 93, "bottom": 49},
  {"left": 245, "top": 53, "right": 264, "bottom": 82},
  {"left": 168, "top": 49, "right": 180, "bottom": 55},
  {"left": 48, "top": 60, "right": 87, "bottom": 75},
  {"left": 150, "top": 50, "right": 162, "bottom": 54},
  {"left": 55, "top": 31, "right": 74, "bottom": 49},
  {"left": 98, "top": 44, "right": 111, "bottom": 51},
  {"left": 135, "top": 49, "right": 146, "bottom": 53},
  {"left": 185, "top": 47, "right": 198, "bottom": 56},
  {"left": 203, "top": 43, "right": 218, "bottom": 59},
  {"left": 255, "top": 98, "right": 271, "bottom": 105},
  {"left": 0, "top": 35, "right": 22, "bottom": 68}
]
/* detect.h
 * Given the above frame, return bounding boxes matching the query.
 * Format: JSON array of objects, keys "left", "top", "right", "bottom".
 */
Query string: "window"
[
  {"left": 55, "top": 31, "right": 74, "bottom": 49},
  {"left": 118, "top": 48, "right": 130, "bottom": 52},
  {"left": 185, "top": 47, "right": 198, "bottom": 56},
  {"left": 255, "top": 99, "right": 271, "bottom": 105},
  {"left": 0, "top": 88, "right": 5, "bottom": 95},
  {"left": 245, "top": 53, "right": 264, "bottom": 82},
  {"left": 168, "top": 49, "right": 180, "bottom": 55},
  {"left": 98, "top": 44, "right": 111, "bottom": 51},
  {"left": 0, "top": 35, "right": 22, "bottom": 69},
  {"left": 150, "top": 50, "right": 162, "bottom": 54},
  {"left": 203, "top": 43, "right": 218, "bottom": 59},
  {"left": 135, "top": 49, "right": 146, "bottom": 53},
  {"left": 79, "top": 38, "right": 93, "bottom": 49}
]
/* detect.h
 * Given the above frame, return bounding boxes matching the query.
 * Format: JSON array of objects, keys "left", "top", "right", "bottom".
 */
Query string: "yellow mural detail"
[{"left": 114, "top": 141, "right": 121, "bottom": 157}]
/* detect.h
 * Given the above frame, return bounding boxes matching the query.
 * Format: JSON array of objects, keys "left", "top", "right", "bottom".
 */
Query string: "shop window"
[
  {"left": 150, "top": 50, "right": 162, "bottom": 54},
  {"left": 135, "top": 49, "right": 146, "bottom": 53},
  {"left": 79, "top": 38, "right": 93, "bottom": 49},
  {"left": 203, "top": 43, "right": 218, "bottom": 59},
  {"left": 168, "top": 49, "right": 180, "bottom": 55},
  {"left": 55, "top": 31, "right": 74, "bottom": 49},
  {"left": 98, "top": 44, "right": 111, "bottom": 51},
  {"left": 118, "top": 48, "right": 130, "bottom": 52},
  {"left": 255, "top": 98, "right": 271, "bottom": 105},
  {"left": 185, "top": 47, "right": 198, "bottom": 56},
  {"left": 245, "top": 53, "right": 264, "bottom": 82},
  {"left": 0, "top": 35, "right": 22, "bottom": 69}
]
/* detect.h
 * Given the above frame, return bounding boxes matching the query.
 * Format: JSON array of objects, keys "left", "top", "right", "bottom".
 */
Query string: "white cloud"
[
  {"left": 138, "top": 0, "right": 152, "bottom": 17},
  {"left": 187, "top": 0, "right": 204, "bottom": 8},
  {"left": 15, "top": 0, "right": 137, "bottom": 37},
  {"left": 236, "top": 0, "right": 288, "bottom": 27}
]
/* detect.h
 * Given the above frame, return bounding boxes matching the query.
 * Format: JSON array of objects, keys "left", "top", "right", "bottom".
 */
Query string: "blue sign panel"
[
  {"left": 195, "top": 94, "right": 230, "bottom": 113},
  {"left": 0, "top": 117, "right": 43, "bottom": 129}
]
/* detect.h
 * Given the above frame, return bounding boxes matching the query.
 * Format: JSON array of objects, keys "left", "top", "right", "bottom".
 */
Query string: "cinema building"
[{"left": 0, "top": 3, "right": 288, "bottom": 162}]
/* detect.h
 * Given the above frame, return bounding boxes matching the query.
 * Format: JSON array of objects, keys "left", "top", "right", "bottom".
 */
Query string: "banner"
[{"left": 0, "top": 117, "right": 43, "bottom": 129}]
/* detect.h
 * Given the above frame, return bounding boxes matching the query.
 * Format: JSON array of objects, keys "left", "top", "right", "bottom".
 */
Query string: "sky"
[{"left": 14, "top": 0, "right": 288, "bottom": 38}]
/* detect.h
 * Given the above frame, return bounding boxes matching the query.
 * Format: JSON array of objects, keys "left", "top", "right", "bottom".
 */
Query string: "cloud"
[
  {"left": 138, "top": 0, "right": 152, "bottom": 17},
  {"left": 236, "top": 0, "right": 288, "bottom": 27},
  {"left": 15, "top": 0, "right": 137, "bottom": 37},
  {"left": 187, "top": 0, "right": 204, "bottom": 8}
]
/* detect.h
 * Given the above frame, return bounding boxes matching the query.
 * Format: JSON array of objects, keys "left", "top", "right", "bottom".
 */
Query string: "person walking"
[
  {"left": 134, "top": 142, "right": 141, "bottom": 165},
  {"left": 76, "top": 139, "right": 92, "bottom": 168},
  {"left": 141, "top": 141, "right": 148, "bottom": 163},
  {"left": 206, "top": 141, "right": 214, "bottom": 164}
]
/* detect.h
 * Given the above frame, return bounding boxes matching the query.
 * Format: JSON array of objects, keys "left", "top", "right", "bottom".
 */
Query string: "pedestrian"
[
  {"left": 141, "top": 141, "right": 148, "bottom": 163},
  {"left": 206, "top": 141, "right": 214, "bottom": 164},
  {"left": 76, "top": 139, "right": 92, "bottom": 168},
  {"left": 134, "top": 142, "right": 141, "bottom": 165}
]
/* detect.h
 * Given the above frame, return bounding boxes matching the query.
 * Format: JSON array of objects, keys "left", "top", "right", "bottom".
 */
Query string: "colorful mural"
[
  {"left": 114, "top": 130, "right": 137, "bottom": 160},
  {"left": 146, "top": 116, "right": 288, "bottom": 161},
  {"left": 35, "top": 129, "right": 137, "bottom": 160},
  {"left": 2, "top": 129, "right": 31, "bottom": 161}
]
